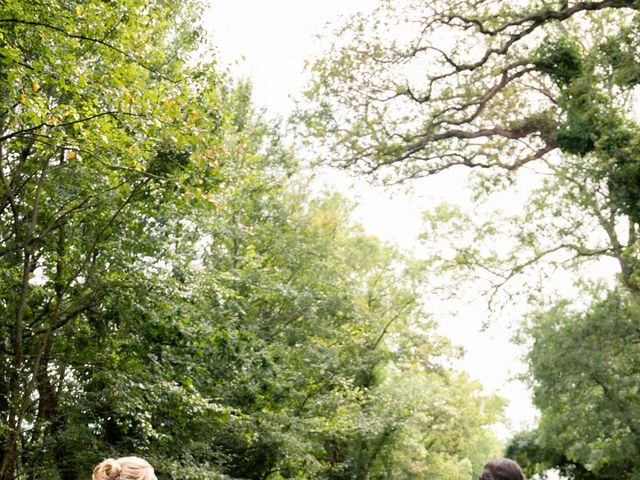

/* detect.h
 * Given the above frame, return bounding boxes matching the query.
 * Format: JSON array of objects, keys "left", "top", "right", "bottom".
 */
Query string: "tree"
[
  {"left": 1, "top": 1, "right": 508, "bottom": 478},
  {"left": 0, "top": 0, "right": 226, "bottom": 478},
  {"left": 516, "top": 290, "right": 640, "bottom": 479},
  {"left": 506, "top": 430, "right": 598, "bottom": 480},
  {"left": 300, "top": 0, "right": 639, "bottom": 178},
  {"left": 298, "top": 0, "right": 640, "bottom": 293},
  {"left": 179, "top": 177, "right": 504, "bottom": 479},
  {"left": 299, "top": 1, "right": 640, "bottom": 475}
]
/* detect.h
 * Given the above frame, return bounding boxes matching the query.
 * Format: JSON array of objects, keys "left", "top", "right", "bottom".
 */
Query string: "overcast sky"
[{"left": 203, "top": 0, "right": 538, "bottom": 436}]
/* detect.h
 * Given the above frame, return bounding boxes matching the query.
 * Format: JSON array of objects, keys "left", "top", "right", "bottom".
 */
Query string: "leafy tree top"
[{"left": 298, "top": 0, "right": 640, "bottom": 184}]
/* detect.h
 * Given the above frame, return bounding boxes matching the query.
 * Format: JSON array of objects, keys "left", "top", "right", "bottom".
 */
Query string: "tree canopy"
[
  {"left": 299, "top": 0, "right": 640, "bottom": 305},
  {"left": 10, "top": 0, "right": 640, "bottom": 477},
  {"left": 508, "top": 290, "right": 640, "bottom": 479},
  {"left": 299, "top": 1, "right": 640, "bottom": 478},
  {"left": 300, "top": 0, "right": 639, "bottom": 181},
  {"left": 0, "top": 0, "right": 505, "bottom": 479}
]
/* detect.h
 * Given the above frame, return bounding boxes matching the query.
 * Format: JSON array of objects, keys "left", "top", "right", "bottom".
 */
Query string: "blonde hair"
[{"left": 92, "top": 457, "right": 157, "bottom": 480}]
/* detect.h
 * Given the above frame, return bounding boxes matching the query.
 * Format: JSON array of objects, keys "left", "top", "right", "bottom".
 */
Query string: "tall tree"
[
  {"left": 298, "top": 1, "right": 640, "bottom": 476},
  {"left": 298, "top": 0, "right": 640, "bottom": 292},
  {"left": 0, "top": 0, "right": 225, "bottom": 478},
  {"left": 517, "top": 290, "right": 640, "bottom": 479},
  {"left": 1, "top": 1, "right": 508, "bottom": 478}
]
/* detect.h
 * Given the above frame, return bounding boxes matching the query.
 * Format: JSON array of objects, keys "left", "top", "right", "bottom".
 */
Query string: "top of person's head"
[
  {"left": 479, "top": 458, "right": 525, "bottom": 480},
  {"left": 92, "top": 457, "right": 157, "bottom": 480}
]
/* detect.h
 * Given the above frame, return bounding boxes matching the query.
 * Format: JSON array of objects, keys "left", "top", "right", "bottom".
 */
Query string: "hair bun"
[{"left": 92, "top": 459, "right": 122, "bottom": 480}]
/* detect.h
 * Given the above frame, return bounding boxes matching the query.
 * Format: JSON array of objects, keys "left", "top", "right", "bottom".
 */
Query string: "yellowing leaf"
[
  {"left": 47, "top": 117, "right": 59, "bottom": 126},
  {"left": 66, "top": 150, "right": 77, "bottom": 160},
  {"left": 32, "top": 81, "right": 40, "bottom": 93},
  {"left": 19, "top": 93, "right": 28, "bottom": 104}
]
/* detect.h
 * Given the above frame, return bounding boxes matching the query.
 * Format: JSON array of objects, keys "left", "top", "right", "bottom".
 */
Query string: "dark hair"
[{"left": 479, "top": 458, "right": 525, "bottom": 480}]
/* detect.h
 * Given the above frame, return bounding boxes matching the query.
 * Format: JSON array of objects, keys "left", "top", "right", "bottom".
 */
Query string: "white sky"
[{"left": 203, "top": 0, "right": 538, "bottom": 437}]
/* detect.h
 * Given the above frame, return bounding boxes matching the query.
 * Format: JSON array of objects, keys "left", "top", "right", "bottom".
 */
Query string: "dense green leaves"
[
  {"left": 506, "top": 430, "right": 598, "bottom": 480},
  {"left": 0, "top": 1, "right": 506, "bottom": 479},
  {"left": 534, "top": 35, "right": 583, "bottom": 87},
  {"left": 0, "top": 0, "right": 227, "bottom": 477},
  {"left": 518, "top": 291, "right": 640, "bottom": 479}
]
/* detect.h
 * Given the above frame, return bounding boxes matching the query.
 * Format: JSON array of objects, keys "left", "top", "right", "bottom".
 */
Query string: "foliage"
[
  {"left": 534, "top": 35, "right": 583, "bottom": 87},
  {"left": 297, "top": 2, "right": 640, "bottom": 477},
  {"left": 520, "top": 290, "right": 640, "bottom": 479},
  {"left": 0, "top": 0, "right": 506, "bottom": 478},
  {"left": 0, "top": 0, "right": 226, "bottom": 478},
  {"left": 506, "top": 430, "right": 598, "bottom": 480},
  {"left": 298, "top": 0, "right": 639, "bottom": 182}
]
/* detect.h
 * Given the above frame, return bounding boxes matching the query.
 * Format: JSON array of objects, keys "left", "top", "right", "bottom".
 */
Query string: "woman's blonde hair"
[{"left": 92, "top": 457, "right": 157, "bottom": 480}]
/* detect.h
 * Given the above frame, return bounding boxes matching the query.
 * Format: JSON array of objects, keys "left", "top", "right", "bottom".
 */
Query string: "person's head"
[
  {"left": 479, "top": 458, "right": 525, "bottom": 480},
  {"left": 92, "top": 457, "right": 157, "bottom": 480}
]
